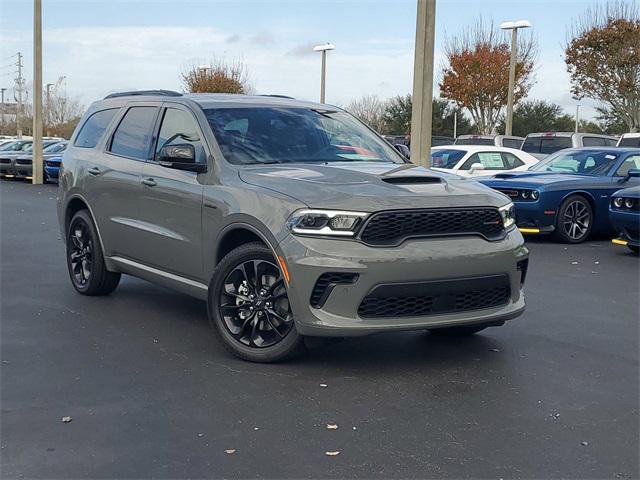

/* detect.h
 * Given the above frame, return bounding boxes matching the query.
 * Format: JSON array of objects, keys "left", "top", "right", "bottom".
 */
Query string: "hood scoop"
[{"left": 381, "top": 176, "right": 443, "bottom": 185}]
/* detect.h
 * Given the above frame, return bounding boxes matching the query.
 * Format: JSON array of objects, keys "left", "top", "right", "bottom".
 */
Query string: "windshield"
[
  {"left": 0, "top": 141, "right": 30, "bottom": 152},
  {"left": 204, "top": 107, "right": 404, "bottom": 165},
  {"left": 619, "top": 136, "right": 640, "bottom": 147},
  {"left": 531, "top": 149, "right": 620, "bottom": 175},
  {"left": 430, "top": 149, "right": 467, "bottom": 168}
]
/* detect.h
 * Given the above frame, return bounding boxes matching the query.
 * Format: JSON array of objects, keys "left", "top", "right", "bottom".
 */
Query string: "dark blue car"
[
  {"left": 610, "top": 186, "right": 640, "bottom": 254},
  {"left": 479, "top": 148, "right": 640, "bottom": 243},
  {"left": 44, "top": 155, "right": 63, "bottom": 183}
]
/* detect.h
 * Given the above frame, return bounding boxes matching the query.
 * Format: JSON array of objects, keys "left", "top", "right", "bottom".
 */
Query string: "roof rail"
[
  {"left": 258, "top": 94, "right": 295, "bottom": 99},
  {"left": 104, "top": 90, "right": 183, "bottom": 99}
]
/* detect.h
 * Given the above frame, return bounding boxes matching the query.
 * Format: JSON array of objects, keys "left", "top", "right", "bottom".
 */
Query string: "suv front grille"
[
  {"left": 16, "top": 158, "right": 32, "bottom": 165},
  {"left": 357, "top": 275, "right": 510, "bottom": 318},
  {"left": 310, "top": 272, "right": 359, "bottom": 308},
  {"left": 359, "top": 208, "right": 505, "bottom": 246}
]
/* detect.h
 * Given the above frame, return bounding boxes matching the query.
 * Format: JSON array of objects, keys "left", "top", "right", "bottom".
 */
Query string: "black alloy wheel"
[
  {"left": 219, "top": 258, "right": 293, "bottom": 348},
  {"left": 208, "top": 242, "right": 303, "bottom": 362}
]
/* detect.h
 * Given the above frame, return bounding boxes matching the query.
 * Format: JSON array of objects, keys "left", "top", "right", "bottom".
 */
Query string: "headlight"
[
  {"left": 624, "top": 198, "right": 634, "bottom": 209},
  {"left": 613, "top": 197, "right": 624, "bottom": 208},
  {"left": 287, "top": 209, "right": 368, "bottom": 237},
  {"left": 530, "top": 190, "right": 540, "bottom": 200},
  {"left": 499, "top": 203, "right": 516, "bottom": 230},
  {"left": 521, "top": 190, "right": 530, "bottom": 199}
]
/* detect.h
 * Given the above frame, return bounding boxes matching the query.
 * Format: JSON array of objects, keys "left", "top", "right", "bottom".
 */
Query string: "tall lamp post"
[
  {"left": 33, "top": 0, "right": 44, "bottom": 184},
  {"left": 313, "top": 43, "right": 335, "bottom": 104},
  {"left": 500, "top": 20, "right": 531, "bottom": 136}
]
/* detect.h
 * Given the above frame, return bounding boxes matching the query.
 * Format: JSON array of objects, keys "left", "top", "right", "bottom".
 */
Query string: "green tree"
[
  {"left": 565, "top": 2, "right": 640, "bottom": 132},
  {"left": 431, "top": 98, "right": 473, "bottom": 137},
  {"left": 382, "top": 95, "right": 473, "bottom": 137},
  {"left": 497, "top": 100, "right": 578, "bottom": 135},
  {"left": 383, "top": 94, "right": 412, "bottom": 134}
]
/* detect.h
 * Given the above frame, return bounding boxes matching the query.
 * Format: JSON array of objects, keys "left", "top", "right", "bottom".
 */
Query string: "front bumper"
[
  {"left": 513, "top": 201, "right": 556, "bottom": 233},
  {"left": 14, "top": 161, "right": 32, "bottom": 179},
  {"left": 280, "top": 230, "right": 529, "bottom": 336},
  {"left": 610, "top": 209, "right": 640, "bottom": 247},
  {"left": 0, "top": 158, "right": 17, "bottom": 177}
]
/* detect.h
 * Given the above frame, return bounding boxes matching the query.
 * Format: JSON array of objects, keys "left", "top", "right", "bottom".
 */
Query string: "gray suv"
[{"left": 58, "top": 91, "right": 529, "bottom": 362}]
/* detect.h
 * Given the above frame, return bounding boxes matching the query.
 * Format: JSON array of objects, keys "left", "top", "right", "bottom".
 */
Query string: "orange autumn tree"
[{"left": 440, "top": 21, "right": 536, "bottom": 134}]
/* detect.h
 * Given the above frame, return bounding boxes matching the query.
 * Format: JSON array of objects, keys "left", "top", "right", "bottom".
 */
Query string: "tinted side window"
[
  {"left": 74, "top": 109, "right": 118, "bottom": 148},
  {"left": 618, "top": 136, "right": 640, "bottom": 147},
  {"left": 540, "top": 137, "right": 572, "bottom": 155},
  {"left": 603, "top": 137, "right": 617, "bottom": 146},
  {"left": 522, "top": 137, "right": 541, "bottom": 153},
  {"left": 583, "top": 136, "right": 606, "bottom": 147},
  {"left": 155, "top": 108, "right": 205, "bottom": 163},
  {"left": 503, "top": 139, "right": 522, "bottom": 149},
  {"left": 109, "top": 106, "right": 158, "bottom": 160}
]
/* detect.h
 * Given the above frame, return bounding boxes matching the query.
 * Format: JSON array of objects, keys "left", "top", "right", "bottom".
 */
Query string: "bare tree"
[
  {"left": 440, "top": 19, "right": 537, "bottom": 134},
  {"left": 181, "top": 58, "right": 251, "bottom": 94},
  {"left": 47, "top": 78, "right": 83, "bottom": 134},
  {"left": 346, "top": 95, "right": 388, "bottom": 133}
]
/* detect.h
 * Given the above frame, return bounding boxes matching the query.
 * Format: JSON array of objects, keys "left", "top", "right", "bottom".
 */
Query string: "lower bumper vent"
[{"left": 310, "top": 272, "right": 359, "bottom": 308}]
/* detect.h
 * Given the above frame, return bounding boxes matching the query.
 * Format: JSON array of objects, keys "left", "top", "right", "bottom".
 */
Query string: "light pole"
[
  {"left": 45, "top": 83, "right": 54, "bottom": 137},
  {"left": 500, "top": 20, "right": 531, "bottom": 136},
  {"left": 0, "top": 88, "right": 6, "bottom": 135},
  {"left": 410, "top": 0, "right": 436, "bottom": 167},
  {"left": 575, "top": 104, "right": 581, "bottom": 133},
  {"left": 313, "top": 43, "right": 335, "bottom": 104},
  {"left": 33, "top": 0, "right": 44, "bottom": 184}
]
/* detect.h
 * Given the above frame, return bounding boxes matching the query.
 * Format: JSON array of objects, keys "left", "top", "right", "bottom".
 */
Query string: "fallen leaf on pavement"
[
  {"left": 325, "top": 451, "right": 341, "bottom": 456},
  {"left": 326, "top": 424, "right": 338, "bottom": 430},
  {"left": 225, "top": 449, "right": 236, "bottom": 455},
  {"left": 61, "top": 416, "right": 72, "bottom": 423}
]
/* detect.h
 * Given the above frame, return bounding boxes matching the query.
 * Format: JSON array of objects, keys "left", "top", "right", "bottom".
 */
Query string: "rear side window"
[
  {"left": 583, "top": 136, "right": 607, "bottom": 147},
  {"left": 109, "top": 106, "right": 158, "bottom": 160},
  {"left": 503, "top": 138, "right": 522, "bottom": 149},
  {"left": 74, "top": 109, "right": 118, "bottom": 148},
  {"left": 618, "top": 136, "right": 640, "bottom": 147},
  {"left": 522, "top": 137, "right": 541, "bottom": 153}
]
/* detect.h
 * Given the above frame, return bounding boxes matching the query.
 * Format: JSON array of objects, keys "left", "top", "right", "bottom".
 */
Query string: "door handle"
[
  {"left": 141, "top": 177, "right": 157, "bottom": 187},
  {"left": 87, "top": 167, "right": 101, "bottom": 176}
]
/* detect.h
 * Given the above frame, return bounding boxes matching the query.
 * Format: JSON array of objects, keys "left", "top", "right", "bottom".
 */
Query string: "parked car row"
[
  {"left": 0, "top": 138, "right": 67, "bottom": 182},
  {"left": 479, "top": 147, "right": 640, "bottom": 249}
]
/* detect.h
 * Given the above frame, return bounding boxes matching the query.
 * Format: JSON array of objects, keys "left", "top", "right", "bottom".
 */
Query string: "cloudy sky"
[{"left": 1, "top": 0, "right": 603, "bottom": 119}]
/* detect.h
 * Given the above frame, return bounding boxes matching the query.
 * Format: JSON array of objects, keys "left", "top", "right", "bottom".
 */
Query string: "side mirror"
[
  {"left": 469, "top": 162, "right": 485, "bottom": 173},
  {"left": 394, "top": 144, "right": 410, "bottom": 159},
  {"left": 625, "top": 168, "right": 640, "bottom": 180},
  {"left": 157, "top": 144, "right": 206, "bottom": 173}
]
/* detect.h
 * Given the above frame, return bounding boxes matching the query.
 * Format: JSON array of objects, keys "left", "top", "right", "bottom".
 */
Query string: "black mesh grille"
[
  {"left": 0, "top": 158, "right": 11, "bottom": 164},
  {"left": 15, "top": 158, "right": 32, "bottom": 165},
  {"left": 357, "top": 276, "right": 510, "bottom": 318},
  {"left": 359, "top": 208, "right": 505, "bottom": 246},
  {"left": 310, "top": 272, "right": 359, "bottom": 308}
]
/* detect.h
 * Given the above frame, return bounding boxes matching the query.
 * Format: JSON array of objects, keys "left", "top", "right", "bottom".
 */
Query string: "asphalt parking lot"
[{"left": 1, "top": 180, "right": 638, "bottom": 479}]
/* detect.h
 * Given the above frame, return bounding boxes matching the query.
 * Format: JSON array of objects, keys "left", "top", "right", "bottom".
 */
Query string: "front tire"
[
  {"left": 66, "top": 210, "right": 120, "bottom": 295},
  {"left": 208, "top": 242, "right": 304, "bottom": 363},
  {"left": 554, "top": 194, "right": 593, "bottom": 244}
]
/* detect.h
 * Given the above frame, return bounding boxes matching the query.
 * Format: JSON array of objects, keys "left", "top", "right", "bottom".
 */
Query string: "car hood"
[
  {"left": 479, "top": 171, "right": 595, "bottom": 188},
  {"left": 613, "top": 185, "right": 640, "bottom": 198},
  {"left": 239, "top": 162, "right": 507, "bottom": 211}
]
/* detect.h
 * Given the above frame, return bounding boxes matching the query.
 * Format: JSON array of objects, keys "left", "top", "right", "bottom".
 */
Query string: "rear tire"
[
  {"left": 554, "top": 194, "right": 593, "bottom": 244},
  {"left": 208, "top": 242, "right": 304, "bottom": 363},
  {"left": 66, "top": 210, "right": 120, "bottom": 296}
]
